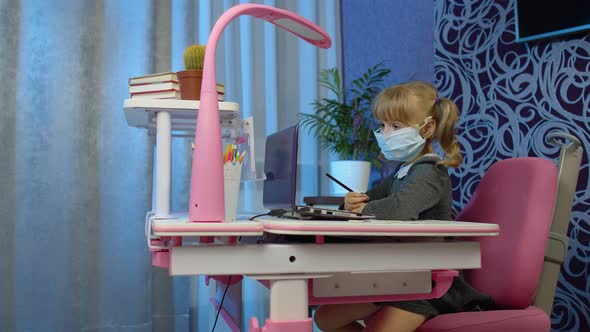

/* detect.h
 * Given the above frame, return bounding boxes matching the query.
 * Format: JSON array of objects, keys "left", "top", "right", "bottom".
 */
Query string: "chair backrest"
[{"left": 456, "top": 157, "right": 558, "bottom": 309}]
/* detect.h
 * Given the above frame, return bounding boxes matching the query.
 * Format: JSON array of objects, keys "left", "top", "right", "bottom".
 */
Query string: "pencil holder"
[{"left": 223, "top": 161, "right": 243, "bottom": 221}]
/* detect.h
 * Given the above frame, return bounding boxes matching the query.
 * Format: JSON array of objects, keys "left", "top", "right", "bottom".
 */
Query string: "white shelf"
[{"left": 123, "top": 98, "right": 241, "bottom": 135}]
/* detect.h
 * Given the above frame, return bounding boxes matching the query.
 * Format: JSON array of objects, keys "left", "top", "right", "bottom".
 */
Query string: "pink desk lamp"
[{"left": 189, "top": 4, "right": 331, "bottom": 222}]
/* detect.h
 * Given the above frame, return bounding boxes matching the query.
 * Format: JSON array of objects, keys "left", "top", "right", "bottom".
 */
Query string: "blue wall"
[
  {"left": 341, "top": 0, "right": 435, "bottom": 87},
  {"left": 341, "top": 1, "right": 590, "bottom": 331}
]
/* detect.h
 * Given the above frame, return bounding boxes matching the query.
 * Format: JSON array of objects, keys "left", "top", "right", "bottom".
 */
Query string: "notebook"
[{"left": 262, "top": 125, "right": 376, "bottom": 221}]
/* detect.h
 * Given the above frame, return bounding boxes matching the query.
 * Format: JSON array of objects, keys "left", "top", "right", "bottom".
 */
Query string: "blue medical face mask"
[{"left": 373, "top": 117, "right": 432, "bottom": 162}]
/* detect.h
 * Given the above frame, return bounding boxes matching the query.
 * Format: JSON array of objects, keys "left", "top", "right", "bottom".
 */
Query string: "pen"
[{"left": 325, "top": 173, "right": 354, "bottom": 192}]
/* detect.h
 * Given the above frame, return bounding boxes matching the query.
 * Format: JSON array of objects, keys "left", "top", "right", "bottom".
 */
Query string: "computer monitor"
[{"left": 262, "top": 125, "right": 299, "bottom": 210}]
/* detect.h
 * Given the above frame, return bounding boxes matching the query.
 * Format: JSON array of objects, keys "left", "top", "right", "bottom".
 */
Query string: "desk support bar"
[{"left": 169, "top": 242, "right": 481, "bottom": 276}]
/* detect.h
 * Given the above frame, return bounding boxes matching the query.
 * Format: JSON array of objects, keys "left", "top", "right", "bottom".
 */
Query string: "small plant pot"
[{"left": 177, "top": 70, "right": 203, "bottom": 100}]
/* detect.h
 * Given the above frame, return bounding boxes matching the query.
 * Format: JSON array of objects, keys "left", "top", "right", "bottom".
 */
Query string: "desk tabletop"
[
  {"left": 150, "top": 214, "right": 499, "bottom": 237},
  {"left": 260, "top": 218, "right": 499, "bottom": 236},
  {"left": 152, "top": 217, "right": 264, "bottom": 236}
]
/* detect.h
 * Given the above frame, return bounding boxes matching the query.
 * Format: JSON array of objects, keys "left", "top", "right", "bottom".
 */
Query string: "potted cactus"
[{"left": 178, "top": 44, "right": 206, "bottom": 100}]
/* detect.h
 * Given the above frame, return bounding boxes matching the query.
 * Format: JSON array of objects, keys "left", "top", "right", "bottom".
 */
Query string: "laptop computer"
[{"left": 262, "top": 124, "right": 376, "bottom": 221}]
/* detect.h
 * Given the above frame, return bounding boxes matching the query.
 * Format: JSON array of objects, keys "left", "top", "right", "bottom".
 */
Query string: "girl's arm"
[
  {"left": 362, "top": 164, "right": 448, "bottom": 220},
  {"left": 342, "top": 174, "right": 393, "bottom": 211},
  {"left": 365, "top": 174, "right": 395, "bottom": 201}
]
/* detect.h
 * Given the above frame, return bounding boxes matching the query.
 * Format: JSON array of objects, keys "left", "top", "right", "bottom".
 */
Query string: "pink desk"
[{"left": 148, "top": 215, "right": 499, "bottom": 332}]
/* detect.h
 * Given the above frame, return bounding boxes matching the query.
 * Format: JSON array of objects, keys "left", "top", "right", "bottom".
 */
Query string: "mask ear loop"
[
  {"left": 421, "top": 96, "right": 440, "bottom": 138},
  {"left": 419, "top": 116, "right": 433, "bottom": 129},
  {"left": 418, "top": 116, "right": 434, "bottom": 139}
]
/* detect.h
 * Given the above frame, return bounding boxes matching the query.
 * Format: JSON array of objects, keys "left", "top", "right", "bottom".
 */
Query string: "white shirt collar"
[{"left": 394, "top": 153, "right": 441, "bottom": 179}]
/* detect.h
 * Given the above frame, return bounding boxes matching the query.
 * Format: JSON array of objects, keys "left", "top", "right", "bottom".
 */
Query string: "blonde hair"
[{"left": 372, "top": 81, "right": 462, "bottom": 168}]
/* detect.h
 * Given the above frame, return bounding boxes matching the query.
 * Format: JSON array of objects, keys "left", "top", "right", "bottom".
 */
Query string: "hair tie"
[{"left": 435, "top": 97, "right": 440, "bottom": 104}]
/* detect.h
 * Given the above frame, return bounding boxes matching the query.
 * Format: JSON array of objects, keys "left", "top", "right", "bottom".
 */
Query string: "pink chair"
[{"left": 415, "top": 157, "right": 558, "bottom": 331}]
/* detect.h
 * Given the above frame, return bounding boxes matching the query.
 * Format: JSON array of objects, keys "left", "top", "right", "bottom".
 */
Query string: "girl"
[{"left": 314, "top": 81, "right": 494, "bottom": 332}]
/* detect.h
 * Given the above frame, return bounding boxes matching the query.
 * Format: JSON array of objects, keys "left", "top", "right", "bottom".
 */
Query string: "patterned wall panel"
[{"left": 434, "top": 1, "right": 590, "bottom": 331}]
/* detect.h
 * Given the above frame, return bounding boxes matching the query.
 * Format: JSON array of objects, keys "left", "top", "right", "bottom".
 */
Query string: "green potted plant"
[
  {"left": 178, "top": 44, "right": 206, "bottom": 100},
  {"left": 300, "top": 63, "right": 391, "bottom": 195}
]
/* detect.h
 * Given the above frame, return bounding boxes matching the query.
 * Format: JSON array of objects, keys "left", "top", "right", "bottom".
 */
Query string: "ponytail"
[{"left": 436, "top": 98, "right": 462, "bottom": 168}]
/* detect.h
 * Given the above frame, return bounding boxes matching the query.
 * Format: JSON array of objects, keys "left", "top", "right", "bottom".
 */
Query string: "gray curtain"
[
  {"left": 0, "top": 0, "right": 184, "bottom": 331},
  {"left": 0, "top": 0, "right": 341, "bottom": 331}
]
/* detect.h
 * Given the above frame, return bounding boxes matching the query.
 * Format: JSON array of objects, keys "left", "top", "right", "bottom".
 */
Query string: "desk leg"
[
  {"left": 269, "top": 279, "right": 308, "bottom": 320},
  {"left": 155, "top": 111, "right": 171, "bottom": 216},
  {"left": 247, "top": 278, "right": 312, "bottom": 332},
  {"left": 247, "top": 274, "right": 321, "bottom": 331}
]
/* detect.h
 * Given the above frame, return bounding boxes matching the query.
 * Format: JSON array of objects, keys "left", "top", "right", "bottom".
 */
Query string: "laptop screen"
[{"left": 262, "top": 125, "right": 299, "bottom": 210}]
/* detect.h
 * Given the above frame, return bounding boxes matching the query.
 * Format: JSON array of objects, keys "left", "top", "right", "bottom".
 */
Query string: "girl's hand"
[
  {"left": 351, "top": 203, "right": 367, "bottom": 213},
  {"left": 344, "top": 192, "right": 369, "bottom": 211}
]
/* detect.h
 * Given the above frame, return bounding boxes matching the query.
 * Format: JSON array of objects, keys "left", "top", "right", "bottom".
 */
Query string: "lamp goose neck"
[{"left": 189, "top": 4, "right": 331, "bottom": 222}]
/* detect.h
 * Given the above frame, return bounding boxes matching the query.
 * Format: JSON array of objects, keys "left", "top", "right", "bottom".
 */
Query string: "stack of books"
[
  {"left": 215, "top": 84, "right": 225, "bottom": 101},
  {"left": 129, "top": 72, "right": 180, "bottom": 99},
  {"left": 128, "top": 71, "right": 225, "bottom": 100}
]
